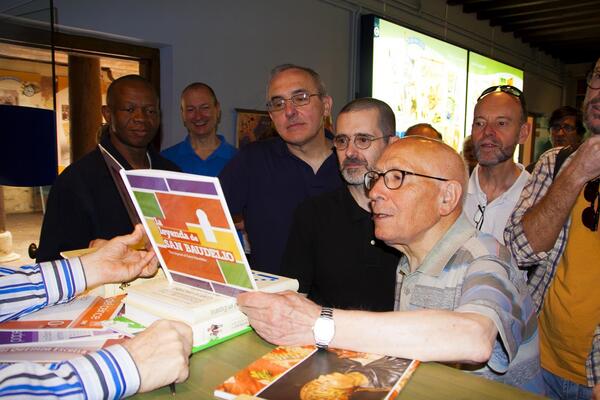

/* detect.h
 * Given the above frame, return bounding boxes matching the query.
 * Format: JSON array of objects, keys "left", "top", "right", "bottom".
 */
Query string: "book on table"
[
  {"left": 0, "top": 294, "right": 128, "bottom": 362},
  {"left": 214, "top": 345, "right": 419, "bottom": 400},
  {"left": 98, "top": 145, "right": 298, "bottom": 351}
]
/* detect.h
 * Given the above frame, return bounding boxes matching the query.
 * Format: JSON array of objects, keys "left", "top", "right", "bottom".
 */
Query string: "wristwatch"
[{"left": 312, "top": 307, "right": 335, "bottom": 349}]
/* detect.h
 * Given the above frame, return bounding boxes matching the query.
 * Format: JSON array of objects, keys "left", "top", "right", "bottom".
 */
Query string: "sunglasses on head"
[
  {"left": 582, "top": 179, "right": 600, "bottom": 232},
  {"left": 477, "top": 85, "right": 527, "bottom": 118}
]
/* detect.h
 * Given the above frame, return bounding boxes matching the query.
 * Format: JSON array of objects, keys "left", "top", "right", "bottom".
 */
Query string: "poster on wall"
[
  {"left": 235, "top": 108, "right": 276, "bottom": 148},
  {"left": 371, "top": 17, "right": 468, "bottom": 151}
]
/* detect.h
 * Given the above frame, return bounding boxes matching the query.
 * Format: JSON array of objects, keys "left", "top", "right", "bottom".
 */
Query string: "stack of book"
[{"left": 0, "top": 294, "right": 128, "bottom": 362}]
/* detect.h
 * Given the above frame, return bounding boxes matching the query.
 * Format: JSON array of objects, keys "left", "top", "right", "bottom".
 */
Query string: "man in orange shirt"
[{"left": 506, "top": 58, "right": 600, "bottom": 400}]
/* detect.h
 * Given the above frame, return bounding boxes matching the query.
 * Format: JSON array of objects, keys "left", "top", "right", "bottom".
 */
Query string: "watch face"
[{"left": 313, "top": 316, "right": 335, "bottom": 346}]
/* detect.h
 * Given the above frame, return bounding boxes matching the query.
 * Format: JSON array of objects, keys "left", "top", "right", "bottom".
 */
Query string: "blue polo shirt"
[
  {"left": 219, "top": 136, "right": 343, "bottom": 274},
  {"left": 161, "top": 134, "right": 237, "bottom": 177}
]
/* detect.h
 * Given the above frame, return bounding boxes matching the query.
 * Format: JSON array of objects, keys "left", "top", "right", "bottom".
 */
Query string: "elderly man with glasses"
[
  {"left": 505, "top": 58, "right": 600, "bottom": 400},
  {"left": 463, "top": 85, "right": 531, "bottom": 245},
  {"left": 219, "top": 64, "right": 343, "bottom": 274},
  {"left": 238, "top": 136, "right": 543, "bottom": 395},
  {"left": 281, "top": 98, "right": 400, "bottom": 311}
]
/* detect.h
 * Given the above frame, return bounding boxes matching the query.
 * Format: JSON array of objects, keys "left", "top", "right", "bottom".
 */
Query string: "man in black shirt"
[
  {"left": 36, "top": 75, "right": 180, "bottom": 262},
  {"left": 281, "top": 98, "right": 400, "bottom": 311}
]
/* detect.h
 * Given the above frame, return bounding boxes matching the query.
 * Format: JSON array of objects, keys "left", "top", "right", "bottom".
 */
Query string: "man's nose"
[{"left": 284, "top": 100, "right": 297, "bottom": 117}]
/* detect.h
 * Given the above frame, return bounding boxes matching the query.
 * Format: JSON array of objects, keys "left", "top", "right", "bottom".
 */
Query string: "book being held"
[{"left": 99, "top": 144, "right": 298, "bottom": 350}]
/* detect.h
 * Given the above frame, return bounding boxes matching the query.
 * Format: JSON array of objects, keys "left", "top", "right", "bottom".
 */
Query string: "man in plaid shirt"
[{"left": 505, "top": 57, "right": 600, "bottom": 400}]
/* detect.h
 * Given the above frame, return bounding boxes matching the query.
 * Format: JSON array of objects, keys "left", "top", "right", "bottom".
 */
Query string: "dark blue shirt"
[
  {"left": 161, "top": 134, "right": 237, "bottom": 177},
  {"left": 219, "top": 137, "right": 343, "bottom": 274}
]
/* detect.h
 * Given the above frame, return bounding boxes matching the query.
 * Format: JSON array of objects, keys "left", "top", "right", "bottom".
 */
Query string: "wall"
[
  {"left": 52, "top": 0, "right": 564, "bottom": 148},
  {"left": 53, "top": 0, "right": 352, "bottom": 148}
]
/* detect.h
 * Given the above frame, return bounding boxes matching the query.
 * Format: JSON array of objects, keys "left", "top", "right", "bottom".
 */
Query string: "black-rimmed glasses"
[
  {"left": 364, "top": 169, "right": 448, "bottom": 191},
  {"left": 586, "top": 69, "right": 600, "bottom": 90},
  {"left": 550, "top": 123, "right": 576, "bottom": 134},
  {"left": 582, "top": 179, "right": 599, "bottom": 232},
  {"left": 477, "top": 85, "right": 527, "bottom": 118},
  {"left": 332, "top": 134, "right": 393, "bottom": 151},
  {"left": 266, "top": 92, "right": 321, "bottom": 112}
]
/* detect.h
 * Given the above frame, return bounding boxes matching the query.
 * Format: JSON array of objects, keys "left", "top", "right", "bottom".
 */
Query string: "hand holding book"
[
  {"left": 237, "top": 291, "right": 319, "bottom": 346},
  {"left": 80, "top": 224, "right": 159, "bottom": 289}
]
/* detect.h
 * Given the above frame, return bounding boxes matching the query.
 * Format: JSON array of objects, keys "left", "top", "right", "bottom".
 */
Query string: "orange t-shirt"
[{"left": 539, "top": 189, "right": 600, "bottom": 385}]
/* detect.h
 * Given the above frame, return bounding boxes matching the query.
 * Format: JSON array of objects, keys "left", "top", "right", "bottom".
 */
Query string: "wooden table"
[{"left": 133, "top": 331, "right": 545, "bottom": 400}]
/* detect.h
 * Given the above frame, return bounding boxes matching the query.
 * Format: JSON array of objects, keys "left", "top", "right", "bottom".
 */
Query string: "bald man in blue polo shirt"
[{"left": 162, "top": 82, "right": 237, "bottom": 176}]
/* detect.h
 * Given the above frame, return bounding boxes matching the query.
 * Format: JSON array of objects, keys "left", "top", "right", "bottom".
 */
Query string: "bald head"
[
  {"left": 385, "top": 136, "right": 468, "bottom": 198},
  {"left": 405, "top": 123, "right": 443, "bottom": 140}
]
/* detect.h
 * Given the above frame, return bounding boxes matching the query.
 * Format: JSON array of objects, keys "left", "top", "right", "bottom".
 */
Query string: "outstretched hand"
[
  {"left": 237, "top": 291, "right": 320, "bottom": 346},
  {"left": 122, "top": 320, "right": 193, "bottom": 392},
  {"left": 80, "top": 225, "right": 158, "bottom": 288}
]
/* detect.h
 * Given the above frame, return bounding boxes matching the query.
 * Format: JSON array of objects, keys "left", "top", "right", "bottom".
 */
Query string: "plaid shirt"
[{"left": 504, "top": 146, "right": 600, "bottom": 386}]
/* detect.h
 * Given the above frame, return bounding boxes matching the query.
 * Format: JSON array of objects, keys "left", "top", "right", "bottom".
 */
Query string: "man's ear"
[
  {"left": 389, "top": 135, "right": 400, "bottom": 144},
  {"left": 518, "top": 121, "right": 530, "bottom": 144},
  {"left": 101, "top": 105, "right": 111, "bottom": 124},
  {"left": 439, "top": 180, "right": 462, "bottom": 216}
]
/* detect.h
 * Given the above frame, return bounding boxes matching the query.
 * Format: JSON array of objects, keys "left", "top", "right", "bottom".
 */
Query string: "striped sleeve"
[
  {"left": 0, "top": 259, "right": 87, "bottom": 322},
  {"left": 0, "top": 344, "right": 140, "bottom": 399}
]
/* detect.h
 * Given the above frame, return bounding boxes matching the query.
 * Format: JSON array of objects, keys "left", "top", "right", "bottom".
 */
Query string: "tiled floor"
[{"left": 3, "top": 212, "right": 43, "bottom": 267}]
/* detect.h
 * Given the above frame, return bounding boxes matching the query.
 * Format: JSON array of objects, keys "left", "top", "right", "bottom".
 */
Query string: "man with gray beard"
[
  {"left": 281, "top": 98, "right": 400, "bottom": 311},
  {"left": 505, "top": 58, "right": 600, "bottom": 400},
  {"left": 463, "top": 85, "right": 530, "bottom": 244}
]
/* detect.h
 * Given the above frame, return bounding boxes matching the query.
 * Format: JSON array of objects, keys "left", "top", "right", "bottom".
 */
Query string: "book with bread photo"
[{"left": 214, "top": 346, "right": 419, "bottom": 400}]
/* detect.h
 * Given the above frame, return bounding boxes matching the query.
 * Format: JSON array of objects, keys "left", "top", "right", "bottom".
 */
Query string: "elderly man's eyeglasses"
[
  {"left": 587, "top": 70, "right": 600, "bottom": 90},
  {"left": 332, "top": 134, "right": 393, "bottom": 150},
  {"left": 266, "top": 92, "right": 321, "bottom": 112},
  {"left": 550, "top": 124, "right": 576, "bottom": 133},
  {"left": 364, "top": 169, "right": 448, "bottom": 191},
  {"left": 582, "top": 179, "right": 599, "bottom": 232},
  {"left": 473, "top": 204, "right": 486, "bottom": 230}
]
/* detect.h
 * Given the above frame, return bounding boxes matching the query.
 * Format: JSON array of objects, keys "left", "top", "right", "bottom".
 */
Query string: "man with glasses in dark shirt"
[
  {"left": 219, "top": 64, "right": 343, "bottom": 274},
  {"left": 463, "top": 85, "right": 530, "bottom": 245},
  {"left": 505, "top": 58, "right": 600, "bottom": 399},
  {"left": 281, "top": 98, "right": 400, "bottom": 311}
]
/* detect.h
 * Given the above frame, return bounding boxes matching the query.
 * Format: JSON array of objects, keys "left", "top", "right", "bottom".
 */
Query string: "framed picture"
[{"left": 235, "top": 108, "right": 277, "bottom": 148}]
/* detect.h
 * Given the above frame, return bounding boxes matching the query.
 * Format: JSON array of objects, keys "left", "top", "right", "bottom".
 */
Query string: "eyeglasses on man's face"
[
  {"left": 550, "top": 123, "right": 576, "bottom": 134},
  {"left": 586, "top": 69, "right": 600, "bottom": 90},
  {"left": 582, "top": 179, "right": 599, "bottom": 232},
  {"left": 332, "top": 134, "right": 393, "bottom": 151},
  {"left": 266, "top": 92, "right": 321, "bottom": 112},
  {"left": 364, "top": 169, "right": 448, "bottom": 191}
]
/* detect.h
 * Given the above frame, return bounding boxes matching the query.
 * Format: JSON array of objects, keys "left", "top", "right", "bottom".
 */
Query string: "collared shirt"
[
  {"left": 219, "top": 136, "right": 343, "bottom": 274},
  {"left": 0, "top": 259, "right": 140, "bottom": 399},
  {"left": 161, "top": 134, "right": 237, "bottom": 177},
  {"left": 36, "top": 134, "right": 181, "bottom": 262},
  {"left": 395, "top": 215, "right": 543, "bottom": 394},
  {"left": 504, "top": 147, "right": 600, "bottom": 386},
  {"left": 464, "top": 163, "right": 530, "bottom": 244},
  {"left": 281, "top": 186, "right": 400, "bottom": 310}
]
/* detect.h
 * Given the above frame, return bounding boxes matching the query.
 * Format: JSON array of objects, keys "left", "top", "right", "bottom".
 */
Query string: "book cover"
[
  {"left": 0, "top": 295, "right": 126, "bottom": 330},
  {"left": 119, "top": 168, "right": 257, "bottom": 294},
  {"left": 215, "top": 346, "right": 419, "bottom": 400}
]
